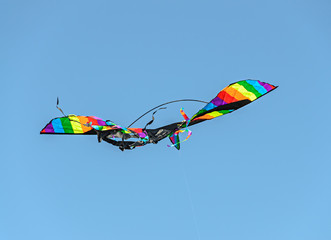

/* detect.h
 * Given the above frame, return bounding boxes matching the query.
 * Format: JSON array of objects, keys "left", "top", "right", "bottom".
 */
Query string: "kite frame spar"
[{"left": 127, "top": 99, "right": 208, "bottom": 128}]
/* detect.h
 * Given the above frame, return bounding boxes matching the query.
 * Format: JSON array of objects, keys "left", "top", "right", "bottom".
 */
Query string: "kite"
[{"left": 40, "top": 80, "right": 277, "bottom": 151}]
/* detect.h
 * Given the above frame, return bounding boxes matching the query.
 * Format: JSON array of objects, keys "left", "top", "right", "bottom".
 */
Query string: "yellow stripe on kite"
[
  {"left": 68, "top": 115, "right": 84, "bottom": 134},
  {"left": 207, "top": 111, "right": 225, "bottom": 118},
  {"left": 196, "top": 111, "right": 225, "bottom": 120},
  {"left": 230, "top": 83, "right": 257, "bottom": 101}
]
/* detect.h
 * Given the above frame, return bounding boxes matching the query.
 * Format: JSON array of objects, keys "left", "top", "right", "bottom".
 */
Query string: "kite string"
[{"left": 180, "top": 152, "right": 202, "bottom": 240}]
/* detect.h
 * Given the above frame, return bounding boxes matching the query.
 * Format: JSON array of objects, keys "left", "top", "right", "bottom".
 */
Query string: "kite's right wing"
[{"left": 189, "top": 80, "right": 277, "bottom": 126}]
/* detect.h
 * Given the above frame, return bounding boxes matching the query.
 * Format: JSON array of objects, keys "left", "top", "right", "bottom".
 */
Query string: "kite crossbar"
[{"left": 127, "top": 99, "right": 208, "bottom": 128}]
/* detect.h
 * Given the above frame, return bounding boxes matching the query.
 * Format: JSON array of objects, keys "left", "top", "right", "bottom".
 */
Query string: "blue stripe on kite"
[
  {"left": 52, "top": 118, "right": 65, "bottom": 133},
  {"left": 246, "top": 80, "right": 267, "bottom": 95},
  {"left": 203, "top": 102, "right": 217, "bottom": 111}
]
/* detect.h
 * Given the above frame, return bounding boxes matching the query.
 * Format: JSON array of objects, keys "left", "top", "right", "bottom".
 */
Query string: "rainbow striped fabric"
[
  {"left": 41, "top": 115, "right": 106, "bottom": 134},
  {"left": 190, "top": 80, "right": 277, "bottom": 123},
  {"left": 40, "top": 115, "right": 148, "bottom": 138}
]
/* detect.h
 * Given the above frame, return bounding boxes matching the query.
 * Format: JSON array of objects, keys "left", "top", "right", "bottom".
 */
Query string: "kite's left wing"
[{"left": 40, "top": 115, "right": 107, "bottom": 135}]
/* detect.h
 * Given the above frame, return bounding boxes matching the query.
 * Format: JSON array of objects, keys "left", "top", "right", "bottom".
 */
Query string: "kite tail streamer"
[
  {"left": 167, "top": 108, "right": 192, "bottom": 149},
  {"left": 56, "top": 97, "right": 66, "bottom": 117},
  {"left": 143, "top": 107, "right": 167, "bottom": 130},
  {"left": 167, "top": 129, "right": 192, "bottom": 149},
  {"left": 180, "top": 108, "right": 190, "bottom": 122}
]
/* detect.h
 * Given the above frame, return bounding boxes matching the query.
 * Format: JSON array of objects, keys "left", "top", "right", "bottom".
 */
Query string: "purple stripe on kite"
[
  {"left": 138, "top": 132, "right": 147, "bottom": 138},
  {"left": 97, "top": 120, "right": 107, "bottom": 126},
  {"left": 44, "top": 123, "right": 55, "bottom": 133},
  {"left": 258, "top": 81, "right": 272, "bottom": 92},
  {"left": 91, "top": 116, "right": 102, "bottom": 120},
  {"left": 211, "top": 97, "right": 227, "bottom": 106}
]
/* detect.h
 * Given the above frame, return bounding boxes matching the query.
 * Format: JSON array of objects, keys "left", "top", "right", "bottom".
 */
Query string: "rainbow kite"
[{"left": 41, "top": 80, "right": 277, "bottom": 151}]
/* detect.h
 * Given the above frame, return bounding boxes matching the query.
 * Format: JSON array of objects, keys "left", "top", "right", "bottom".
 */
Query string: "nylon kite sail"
[{"left": 40, "top": 80, "right": 277, "bottom": 151}]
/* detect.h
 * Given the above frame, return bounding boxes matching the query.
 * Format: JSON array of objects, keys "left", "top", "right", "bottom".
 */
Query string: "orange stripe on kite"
[
  {"left": 78, "top": 116, "right": 93, "bottom": 132},
  {"left": 221, "top": 90, "right": 239, "bottom": 103},
  {"left": 225, "top": 87, "right": 247, "bottom": 101}
]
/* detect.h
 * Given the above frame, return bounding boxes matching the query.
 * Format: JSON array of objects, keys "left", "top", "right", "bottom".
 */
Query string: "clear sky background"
[{"left": 1, "top": 0, "right": 331, "bottom": 239}]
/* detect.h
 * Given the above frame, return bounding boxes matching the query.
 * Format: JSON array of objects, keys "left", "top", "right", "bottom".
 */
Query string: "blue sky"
[{"left": 1, "top": 1, "right": 331, "bottom": 239}]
